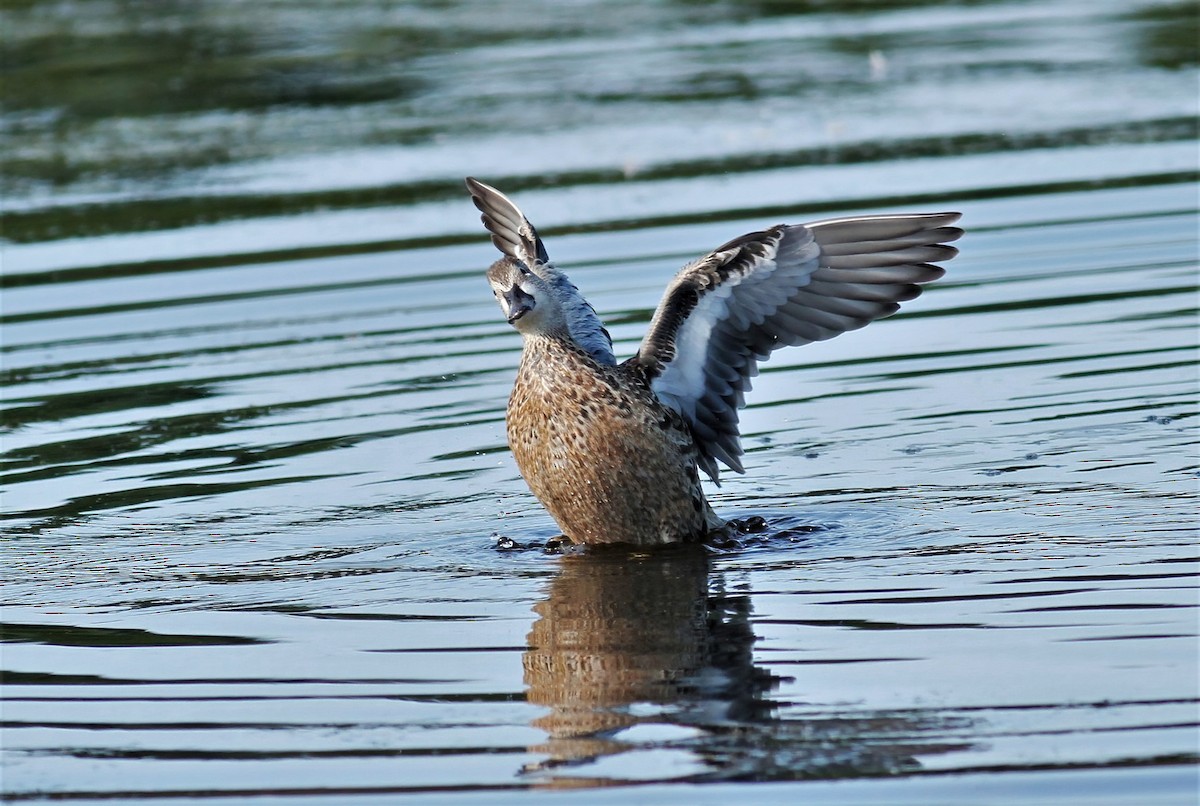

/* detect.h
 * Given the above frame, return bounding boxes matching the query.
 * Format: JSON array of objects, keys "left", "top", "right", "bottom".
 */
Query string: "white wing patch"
[{"left": 652, "top": 277, "right": 737, "bottom": 422}]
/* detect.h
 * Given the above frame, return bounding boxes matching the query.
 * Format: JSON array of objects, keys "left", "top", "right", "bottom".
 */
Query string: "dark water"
[{"left": 2, "top": 0, "right": 1198, "bottom": 802}]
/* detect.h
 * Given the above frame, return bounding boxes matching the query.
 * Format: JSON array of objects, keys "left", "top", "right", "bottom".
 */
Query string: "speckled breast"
[{"left": 506, "top": 337, "right": 710, "bottom": 545}]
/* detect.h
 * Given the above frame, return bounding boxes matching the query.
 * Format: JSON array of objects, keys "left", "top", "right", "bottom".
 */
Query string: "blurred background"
[
  {"left": 4, "top": 0, "right": 1196, "bottom": 248},
  {"left": 2, "top": 0, "right": 1198, "bottom": 802}
]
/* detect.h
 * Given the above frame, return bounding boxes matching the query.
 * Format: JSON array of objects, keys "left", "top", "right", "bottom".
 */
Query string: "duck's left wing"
[
  {"left": 635, "top": 214, "right": 961, "bottom": 482},
  {"left": 465, "top": 177, "right": 549, "bottom": 267}
]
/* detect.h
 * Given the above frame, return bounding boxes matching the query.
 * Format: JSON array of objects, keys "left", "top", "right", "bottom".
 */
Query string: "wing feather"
[
  {"left": 804, "top": 279, "right": 922, "bottom": 302},
  {"left": 465, "top": 177, "right": 549, "bottom": 267},
  {"left": 809, "top": 212, "right": 962, "bottom": 242},
  {"left": 819, "top": 226, "right": 963, "bottom": 256},
  {"left": 636, "top": 212, "right": 961, "bottom": 481},
  {"left": 823, "top": 244, "right": 958, "bottom": 269},
  {"left": 814, "top": 263, "right": 945, "bottom": 285}
]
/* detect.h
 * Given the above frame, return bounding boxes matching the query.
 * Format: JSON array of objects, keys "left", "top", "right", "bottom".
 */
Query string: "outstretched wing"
[
  {"left": 465, "top": 176, "right": 549, "bottom": 268},
  {"left": 465, "top": 177, "right": 616, "bottom": 365},
  {"left": 635, "top": 213, "right": 962, "bottom": 482}
]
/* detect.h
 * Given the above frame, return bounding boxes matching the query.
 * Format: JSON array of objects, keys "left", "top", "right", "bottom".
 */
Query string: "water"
[{"left": 2, "top": 0, "right": 1198, "bottom": 802}]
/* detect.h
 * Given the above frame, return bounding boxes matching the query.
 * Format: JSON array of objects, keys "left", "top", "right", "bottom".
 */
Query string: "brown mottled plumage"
[
  {"left": 468, "top": 177, "right": 962, "bottom": 546},
  {"left": 507, "top": 331, "right": 719, "bottom": 545}
]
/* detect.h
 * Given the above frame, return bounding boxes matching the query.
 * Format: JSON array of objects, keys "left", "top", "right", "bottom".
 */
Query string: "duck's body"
[
  {"left": 508, "top": 335, "right": 718, "bottom": 545},
  {"left": 467, "top": 177, "right": 961, "bottom": 546}
]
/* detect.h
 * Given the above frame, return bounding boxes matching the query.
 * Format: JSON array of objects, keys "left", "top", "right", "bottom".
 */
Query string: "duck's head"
[{"left": 487, "top": 257, "right": 565, "bottom": 336}]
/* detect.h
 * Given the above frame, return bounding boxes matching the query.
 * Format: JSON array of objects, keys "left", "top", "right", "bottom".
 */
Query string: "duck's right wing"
[{"left": 635, "top": 213, "right": 962, "bottom": 482}]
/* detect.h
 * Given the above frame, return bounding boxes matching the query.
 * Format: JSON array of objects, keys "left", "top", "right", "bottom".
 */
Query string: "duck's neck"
[{"left": 519, "top": 331, "right": 600, "bottom": 378}]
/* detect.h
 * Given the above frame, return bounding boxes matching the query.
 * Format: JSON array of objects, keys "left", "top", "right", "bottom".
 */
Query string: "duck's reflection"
[
  {"left": 522, "top": 545, "right": 779, "bottom": 778},
  {"left": 522, "top": 545, "right": 969, "bottom": 785}
]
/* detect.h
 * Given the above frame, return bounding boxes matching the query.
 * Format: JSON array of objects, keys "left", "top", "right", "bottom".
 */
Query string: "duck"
[{"left": 467, "top": 177, "right": 961, "bottom": 546}]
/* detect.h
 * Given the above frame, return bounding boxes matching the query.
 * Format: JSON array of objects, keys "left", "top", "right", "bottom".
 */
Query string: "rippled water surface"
[{"left": 2, "top": 0, "right": 1198, "bottom": 803}]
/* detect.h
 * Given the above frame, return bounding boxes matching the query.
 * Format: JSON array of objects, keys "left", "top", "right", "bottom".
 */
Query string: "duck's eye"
[{"left": 517, "top": 264, "right": 531, "bottom": 276}]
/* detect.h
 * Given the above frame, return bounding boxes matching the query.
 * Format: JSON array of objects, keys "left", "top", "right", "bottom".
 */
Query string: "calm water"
[{"left": 2, "top": 0, "right": 1198, "bottom": 803}]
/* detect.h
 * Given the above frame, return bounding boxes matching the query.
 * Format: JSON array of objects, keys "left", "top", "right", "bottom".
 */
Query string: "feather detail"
[
  {"left": 636, "top": 213, "right": 961, "bottom": 481},
  {"left": 465, "top": 177, "right": 549, "bottom": 266}
]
